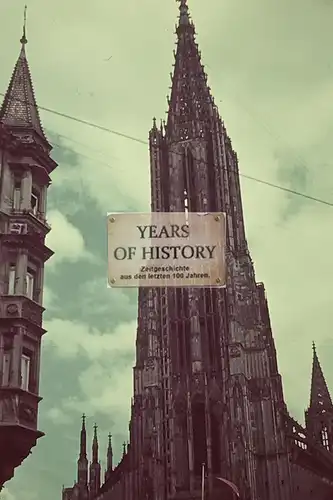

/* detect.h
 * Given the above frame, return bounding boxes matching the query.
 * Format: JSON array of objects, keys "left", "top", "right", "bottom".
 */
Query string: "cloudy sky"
[{"left": 1, "top": 0, "right": 333, "bottom": 498}]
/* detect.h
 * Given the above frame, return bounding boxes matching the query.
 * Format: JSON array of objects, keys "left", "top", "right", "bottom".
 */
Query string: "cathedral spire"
[
  {"left": 104, "top": 433, "right": 113, "bottom": 482},
  {"left": 309, "top": 343, "right": 333, "bottom": 409},
  {"left": 79, "top": 414, "right": 87, "bottom": 459},
  {"left": 107, "top": 433, "right": 113, "bottom": 472},
  {"left": 77, "top": 414, "right": 88, "bottom": 489},
  {"left": 0, "top": 7, "right": 48, "bottom": 143},
  {"left": 89, "top": 424, "right": 101, "bottom": 495},
  {"left": 167, "top": 0, "right": 214, "bottom": 139},
  {"left": 92, "top": 423, "right": 99, "bottom": 463}
]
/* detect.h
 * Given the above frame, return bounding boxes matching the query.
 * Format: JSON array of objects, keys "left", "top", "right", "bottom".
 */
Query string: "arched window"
[{"left": 321, "top": 427, "right": 329, "bottom": 450}]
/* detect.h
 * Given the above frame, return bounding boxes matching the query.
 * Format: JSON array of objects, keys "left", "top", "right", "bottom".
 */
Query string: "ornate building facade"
[
  {"left": 0, "top": 23, "right": 57, "bottom": 488},
  {"left": 61, "top": 1, "right": 333, "bottom": 499}
]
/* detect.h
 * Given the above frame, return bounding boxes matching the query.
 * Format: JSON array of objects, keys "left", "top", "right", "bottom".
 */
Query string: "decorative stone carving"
[
  {"left": 145, "top": 358, "right": 155, "bottom": 370},
  {"left": 6, "top": 304, "right": 19, "bottom": 316},
  {"left": 229, "top": 344, "right": 241, "bottom": 358},
  {"left": 19, "top": 135, "right": 34, "bottom": 144},
  {"left": 19, "top": 403, "right": 37, "bottom": 424}
]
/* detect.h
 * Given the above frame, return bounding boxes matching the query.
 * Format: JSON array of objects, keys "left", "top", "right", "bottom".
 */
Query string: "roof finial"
[
  {"left": 177, "top": 0, "right": 190, "bottom": 25},
  {"left": 312, "top": 341, "right": 316, "bottom": 354},
  {"left": 20, "top": 5, "right": 28, "bottom": 45}
]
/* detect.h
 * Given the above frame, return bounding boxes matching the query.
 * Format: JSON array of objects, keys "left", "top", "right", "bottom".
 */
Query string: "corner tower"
[
  {"left": 0, "top": 12, "right": 57, "bottom": 488},
  {"left": 305, "top": 343, "right": 333, "bottom": 452}
]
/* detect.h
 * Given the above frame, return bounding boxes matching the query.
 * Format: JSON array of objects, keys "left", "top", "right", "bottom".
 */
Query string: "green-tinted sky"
[{"left": 1, "top": 0, "right": 333, "bottom": 498}]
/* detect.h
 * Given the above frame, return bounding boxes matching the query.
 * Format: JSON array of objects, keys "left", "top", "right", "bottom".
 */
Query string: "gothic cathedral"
[
  {"left": 0, "top": 1, "right": 332, "bottom": 499},
  {"left": 62, "top": 2, "right": 333, "bottom": 499}
]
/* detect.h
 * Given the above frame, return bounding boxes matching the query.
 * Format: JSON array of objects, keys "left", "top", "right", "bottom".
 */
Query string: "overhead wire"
[{"left": 0, "top": 91, "right": 333, "bottom": 208}]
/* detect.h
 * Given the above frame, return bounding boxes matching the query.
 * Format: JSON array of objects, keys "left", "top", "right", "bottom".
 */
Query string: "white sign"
[{"left": 107, "top": 212, "right": 226, "bottom": 288}]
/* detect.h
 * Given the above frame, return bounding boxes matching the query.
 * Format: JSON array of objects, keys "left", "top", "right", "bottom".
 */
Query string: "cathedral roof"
[
  {"left": 0, "top": 10, "right": 48, "bottom": 144},
  {"left": 309, "top": 342, "right": 333, "bottom": 410}
]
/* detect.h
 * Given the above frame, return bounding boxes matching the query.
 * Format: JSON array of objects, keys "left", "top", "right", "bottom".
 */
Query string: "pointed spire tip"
[
  {"left": 177, "top": 0, "right": 190, "bottom": 26},
  {"left": 20, "top": 5, "right": 28, "bottom": 45}
]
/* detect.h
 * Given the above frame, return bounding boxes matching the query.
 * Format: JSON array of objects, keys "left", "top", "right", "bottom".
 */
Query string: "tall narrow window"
[
  {"left": 192, "top": 402, "right": 207, "bottom": 475},
  {"left": 21, "top": 353, "right": 31, "bottom": 391},
  {"left": 2, "top": 352, "right": 10, "bottom": 386},
  {"left": 13, "top": 180, "right": 21, "bottom": 210},
  {"left": 321, "top": 427, "right": 329, "bottom": 450},
  {"left": 25, "top": 270, "right": 35, "bottom": 300},
  {"left": 8, "top": 265, "right": 16, "bottom": 295},
  {"left": 31, "top": 191, "right": 39, "bottom": 215},
  {"left": 185, "top": 150, "right": 197, "bottom": 212},
  {"left": 184, "top": 189, "right": 189, "bottom": 223},
  {"left": 161, "top": 146, "right": 170, "bottom": 210},
  {"left": 206, "top": 136, "right": 217, "bottom": 212}
]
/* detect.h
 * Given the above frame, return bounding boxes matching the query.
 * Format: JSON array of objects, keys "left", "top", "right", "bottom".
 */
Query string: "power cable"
[{"left": 1, "top": 91, "right": 333, "bottom": 208}]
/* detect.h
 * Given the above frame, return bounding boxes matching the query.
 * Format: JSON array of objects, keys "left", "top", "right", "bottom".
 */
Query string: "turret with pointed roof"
[
  {"left": 77, "top": 414, "right": 88, "bottom": 489},
  {"left": 306, "top": 343, "right": 333, "bottom": 451},
  {"left": 104, "top": 433, "right": 113, "bottom": 483},
  {"left": 309, "top": 342, "right": 332, "bottom": 409},
  {"left": 0, "top": 6, "right": 50, "bottom": 149},
  {"left": 89, "top": 424, "right": 101, "bottom": 497}
]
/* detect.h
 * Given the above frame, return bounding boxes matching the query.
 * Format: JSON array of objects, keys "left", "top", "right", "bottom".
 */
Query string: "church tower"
[
  {"left": 104, "top": 433, "right": 113, "bottom": 482},
  {"left": 89, "top": 424, "right": 101, "bottom": 497},
  {"left": 131, "top": 1, "right": 293, "bottom": 499},
  {"left": 0, "top": 11, "right": 57, "bottom": 488},
  {"left": 305, "top": 343, "right": 333, "bottom": 452},
  {"left": 77, "top": 414, "right": 89, "bottom": 496}
]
